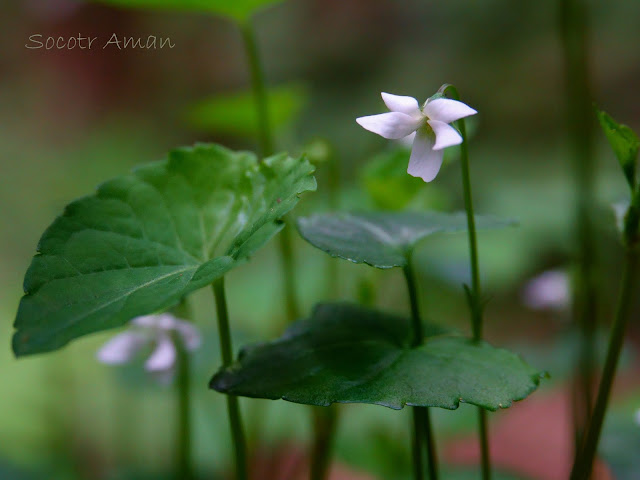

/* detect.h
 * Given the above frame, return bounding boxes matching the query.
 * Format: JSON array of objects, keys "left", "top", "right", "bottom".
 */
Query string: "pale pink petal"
[
  {"left": 381, "top": 92, "right": 421, "bottom": 117},
  {"left": 423, "top": 98, "right": 477, "bottom": 124},
  {"left": 356, "top": 112, "right": 421, "bottom": 139},
  {"left": 132, "top": 314, "right": 162, "bottom": 329},
  {"left": 173, "top": 320, "right": 201, "bottom": 352},
  {"left": 407, "top": 130, "right": 444, "bottom": 182},
  {"left": 96, "top": 331, "right": 148, "bottom": 365},
  {"left": 399, "top": 131, "right": 416, "bottom": 148},
  {"left": 144, "top": 333, "right": 176, "bottom": 372},
  {"left": 429, "top": 120, "right": 463, "bottom": 150}
]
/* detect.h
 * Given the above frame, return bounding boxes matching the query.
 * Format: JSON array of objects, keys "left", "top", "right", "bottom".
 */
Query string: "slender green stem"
[
  {"left": 404, "top": 259, "right": 438, "bottom": 480},
  {"left": 559, "top": 0, "right": 598, "bottom": 446},
  {"left": 570, "top": 248, "right": 639, "bottom": 480},
  {"left": 310, "top": 406, "right": 339, "bottom": 480},
  {"left": 404, "top": 260, "right": 424, "bottom": 347},
  {"left": 477, "top": 409, "right": 490, "bottom": 480},
  {"left": 240, "top": 18, "right": 274, "bottom": 159},
  {"left": 171, "top": 299, "right": 194, "bottom": 480},
  {"left": 241, "top": 15, "right": 344, "bottom": 480},
  {"left": 175, "top": 334, "right": 194, "bottom": 480},
  {"left": 279, "top": 218, "right": 301, "bottom": 322},
  {"left": 212, "top": 278, "right": 248, "bottom": 480},
  {"left": 444, "top": 85, "right": 491, "bottom": 480},
  {"left": 411, "top": 407, "right": 425, "bottom": 480},
  {"left": 422, "top": 407, "right": 438, "bottom": 480},
  {"left": 456, "top": 106, "right": 482, "bottom": 341},
  {"left": 239, "top": 17, "right": 339, "bottom": 480}
]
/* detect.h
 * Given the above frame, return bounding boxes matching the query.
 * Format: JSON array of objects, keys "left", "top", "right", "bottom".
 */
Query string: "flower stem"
[
  {"left": 559, "top": 0, "right": 598, "bottom": 445},
  {"left": 279, "top": 217, "right": 301, "bottom": 323},
  {"left": 310, "top": 406, "right": 339, "bottom": 480},
  {"left": 175, "top": 334, "right": 194, "bottom": 480},
  {"left": 240, "top": 18, "right": 274, "bottom": 159},
  {"left": 212, "top": 278, "right": 248, "bottom": 480},
  {"left": 444, "top": 84, "right": 491, "bottom": 480},
  {"left": 403, "top": 258, "right": 438, "bottom": 480},
  {"left": 239, "top": 17, "right": 337, "bottom": 480},
  {"left": 569, "top": 248, "right": 639, "bottom": 480},
  {"left": 171, "top": 299, "right": 194, "bottom": 480}
]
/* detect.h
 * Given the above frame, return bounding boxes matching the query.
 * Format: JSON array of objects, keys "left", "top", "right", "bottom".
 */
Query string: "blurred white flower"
[
  {"left": 635, "top": 408, "right": 640, "bottom": 426},
  {"left": 612, "top": 201, "right": 629, "bottom": 233},
  {"left": 97, "top": 313, "right": 201, "bottom": 384},
  {"left": 522, "top": 269, "right": 570, "bottom": 311},
  {"left": 356, "top": 92, "right": 477, "bottom": 182}
]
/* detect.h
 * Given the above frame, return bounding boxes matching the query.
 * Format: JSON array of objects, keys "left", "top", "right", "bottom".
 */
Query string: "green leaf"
[
  {"left": 211, "top": 303, "right": 544, "bottom": 410},
  {"left": 596, "top": 109, "right": 640, "bottom": 189},
  {"left": 186, "top": 85, "right": 306, "bottom": 138},
  {"left": 83, "top": 0, "right": 284, "bottom": 21},
  {"left": 13, "top": 144, "right": 316, "bottom": 356},
  {"left": 296, "top": 211, "right": 516, "bottom": 269}
]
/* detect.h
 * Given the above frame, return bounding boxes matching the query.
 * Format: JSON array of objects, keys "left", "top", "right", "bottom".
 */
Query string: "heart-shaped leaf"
[
  {"left": 13, "top": 144, "right": 316, "bottom": 356},
  {"left": 83, "top": 0, "right": 284, "bottom": 21},
  {"left": 297, "top": 212, "right": 515, "bottom": 269},
  {"left": 186, "top": 85, "right": 307, "bottom": 138},
  {"left": 210, "top": 303, "right": 544, "bottom": 410}
]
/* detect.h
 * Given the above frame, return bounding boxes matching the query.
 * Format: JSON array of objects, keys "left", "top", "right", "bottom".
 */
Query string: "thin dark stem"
[
  {"left": 458, "top": 111, "right": 482, "bottom": 340},
  {"left": 477, "top": 409, "right": 490, "bottom": 480},
  {"left": 559, "top": 0, "right": 598, "bottom": 446},
  {"left": 279, "top": 219, "right": 301, "bottom": 323},
  {"left": 444, "top": 84, "right": 491, "bottom": 480},
  {"left": 171, "top": 299, "right": 194, "bottom": 480},
  {"left": 240, "top": 19, "right": 274, "bottom": 158},
  {"left": 212, "top": 278, "right": 248, "bottom": 480},
  {"left": 570, "top": 249, "right": 639, "bottom": 480},
  {"left": 310, "top": 406, "right": 339, "bottom": 480},
  {"left": 404, "top": 260, "right": 424, "bottom": 347},
  {"left": 422, "top": 407, "right": 438, "bottom": 480},
  {"left": 175, "top": 336, "right": 194, "bottom": 480},
  {"left": 403, "top": 260, "right": 438, "bottom": 480},
  {"left": 412, "top": 407, "right": 425, "bottom": 480},
  {"left": 239, "top": 17, "right": 337, "bottom": 480}
]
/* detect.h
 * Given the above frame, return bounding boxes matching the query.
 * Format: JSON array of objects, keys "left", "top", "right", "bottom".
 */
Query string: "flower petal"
[
  {"left": 429, "top": 120, "right": 463, "bottom": 150},
  {"left": 96, "top": 331, "right": 148, "bottom": 365},
  {"left": 381, "top": 92, "right": 421, "bottom": 117},
  {"left": 407, "top": 130, "right": 445, "bottom": 182},
  {"left": 132, "top": 314, "right": 163, "bottom": 329},
  {"left": 522, "top": 270, "right": 570, "bottom": 311},
  {"left": 423, "top": 98, "right": 477, "bottom": 124},
  {"left": 356, "top": 112, "right": 421, "bottom": 139},
  {"left": 399, "top": 131, "right": 416, "bottom": 148},
  {"left": 145, "top": 333, "right": 176, "bottom": 372},
  {"left": 173, "top": 320, "right": 201, "bottom": 352}
]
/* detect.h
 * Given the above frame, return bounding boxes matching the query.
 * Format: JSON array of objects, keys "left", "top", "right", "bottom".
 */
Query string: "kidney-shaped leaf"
[
  {"left": 84, "top": 0, "right": 283, "bottom": 21},
  {"left": 13, "top": 144, "right": 316, "bottom": 356},
  {"left": 211, "top": 303, "right": 544, "bottom": 410},
  {"left": 297, "top": 212, "right": 515, "bottom": 269}
]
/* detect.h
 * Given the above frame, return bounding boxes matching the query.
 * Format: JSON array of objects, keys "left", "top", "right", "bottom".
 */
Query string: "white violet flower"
[
  {"left": 96, "top": 313, "right": 201, "bottom": 384},
  {"left": 522, "top": 269, "right": 570, "bottom": 312},
  {"left": 356, "top": 92, "right": 477, "bottom": 182}
]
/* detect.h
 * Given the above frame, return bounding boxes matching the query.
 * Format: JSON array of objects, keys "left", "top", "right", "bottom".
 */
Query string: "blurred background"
[{"left": 2, "top": 0, "right": 640, "bottom": 479}]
